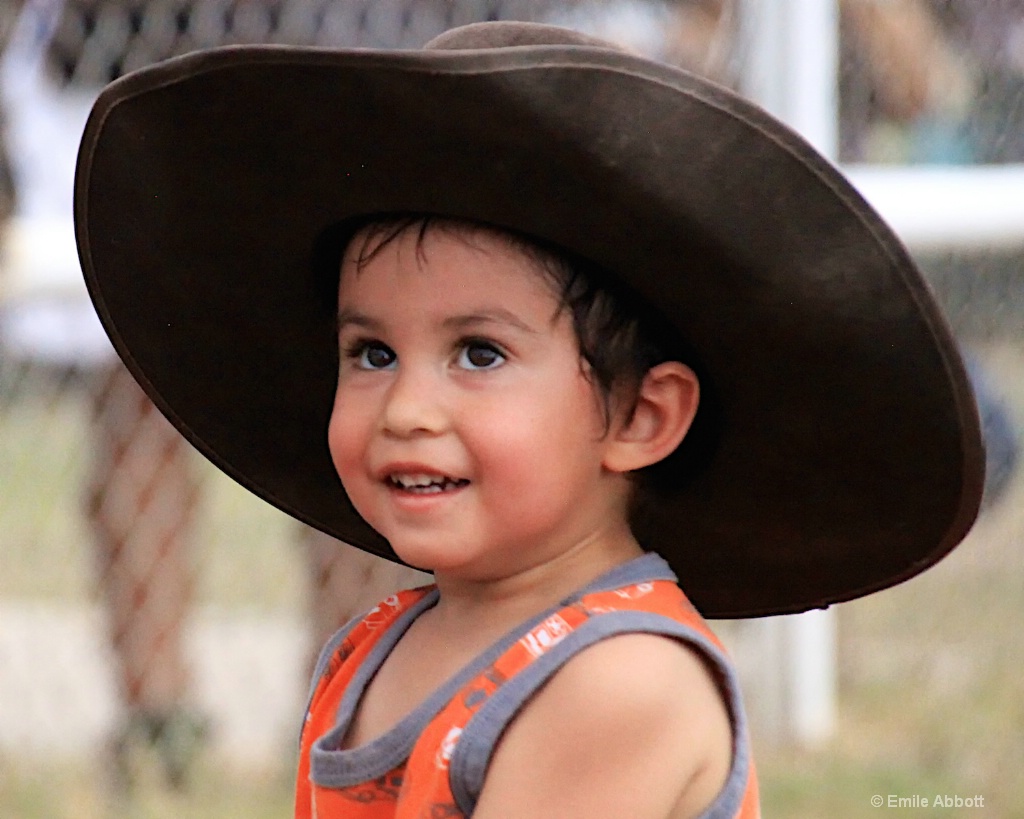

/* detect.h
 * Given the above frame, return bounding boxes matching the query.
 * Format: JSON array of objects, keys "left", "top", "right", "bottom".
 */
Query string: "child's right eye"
[{"left": 346, "top": 341, "right": 396, "bottom": 370}]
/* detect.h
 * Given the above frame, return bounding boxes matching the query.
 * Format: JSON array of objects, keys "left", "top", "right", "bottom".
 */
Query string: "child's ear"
[{"left": 602, "top": 362, "right": 700, "bottom": 474}]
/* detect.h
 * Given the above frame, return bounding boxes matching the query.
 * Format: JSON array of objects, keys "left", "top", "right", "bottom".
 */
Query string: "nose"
[{"left": 380, "top": 362, "right": 448, "bottom": 438}]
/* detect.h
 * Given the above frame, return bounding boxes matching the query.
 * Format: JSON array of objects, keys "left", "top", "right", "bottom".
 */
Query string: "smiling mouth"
[{"left": 387, "top": 473, "right": 470, "bottom": 494}]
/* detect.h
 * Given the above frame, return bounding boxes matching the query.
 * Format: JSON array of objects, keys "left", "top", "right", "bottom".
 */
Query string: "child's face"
[{"left": 328, "top": 225, "right": 633, "bottom": 581}]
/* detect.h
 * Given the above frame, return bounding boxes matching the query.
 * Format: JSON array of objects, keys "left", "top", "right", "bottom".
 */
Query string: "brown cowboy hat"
[{"left": 74, "top": 21, "right": 984, "bottom": 617}]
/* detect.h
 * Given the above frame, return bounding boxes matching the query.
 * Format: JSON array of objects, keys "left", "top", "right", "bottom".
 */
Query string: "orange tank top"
[{"left": 295, "top": 554, "right": 760, "bottom": 818}]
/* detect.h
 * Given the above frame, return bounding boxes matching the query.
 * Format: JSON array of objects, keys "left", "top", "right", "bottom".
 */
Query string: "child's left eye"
[{"left": 456, "top": 340, "right": 506, "bottom": 370}]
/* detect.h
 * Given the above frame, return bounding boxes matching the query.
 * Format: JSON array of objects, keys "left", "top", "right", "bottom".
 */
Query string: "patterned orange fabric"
[
  {"left": 296, "top": 590, "right": 424, "bottom": 818},
  {"left": 296, "top": 577, "right": 759, "bottom": 818}
]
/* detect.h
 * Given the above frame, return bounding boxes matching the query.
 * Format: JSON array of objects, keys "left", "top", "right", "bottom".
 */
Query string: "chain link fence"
[{"left": 1, "top": 2, "right": 1023, "bottom": 816}]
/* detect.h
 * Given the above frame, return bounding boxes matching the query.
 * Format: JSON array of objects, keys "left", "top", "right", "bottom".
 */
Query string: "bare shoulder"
[{"left": 473, "top": 633, "right": 733, "bottom": 819}]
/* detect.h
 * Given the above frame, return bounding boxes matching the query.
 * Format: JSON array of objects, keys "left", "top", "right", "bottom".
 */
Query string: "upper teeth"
[{"left": 392, "top": 473, "right": 452, "bottom": 488}]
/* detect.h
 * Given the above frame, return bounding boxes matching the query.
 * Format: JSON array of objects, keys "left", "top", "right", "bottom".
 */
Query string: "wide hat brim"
[{"left": 74, "top": 23, "right": 984, "bottom": 618}]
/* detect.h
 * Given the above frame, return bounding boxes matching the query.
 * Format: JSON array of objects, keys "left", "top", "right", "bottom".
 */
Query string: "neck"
[{"left": 429, "top": 525, "right": 644, "bottom": 636}]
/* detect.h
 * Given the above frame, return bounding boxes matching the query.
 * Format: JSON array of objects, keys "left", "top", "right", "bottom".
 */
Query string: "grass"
[
  {"left": 757, "top": 505, "right": 1024, "bottom": 817},
  {"left": 2, "top": 339, "right": 1023, "bottom": 817},
  {"left": 0, "top": 377, "right": 92, "bottom": 601},
  {"left": 0, "top": 755, "right": 295, "bottom": 819}
]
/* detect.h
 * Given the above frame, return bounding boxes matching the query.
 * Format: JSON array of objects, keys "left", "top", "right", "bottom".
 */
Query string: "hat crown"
[{"left": 424, "top": 20, "right": 619, "bottom": 52}]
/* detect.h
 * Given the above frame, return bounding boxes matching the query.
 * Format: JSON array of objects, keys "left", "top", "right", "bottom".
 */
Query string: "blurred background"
[{"left": 0, "top": 1, "right": 1021, "bottom": 817}]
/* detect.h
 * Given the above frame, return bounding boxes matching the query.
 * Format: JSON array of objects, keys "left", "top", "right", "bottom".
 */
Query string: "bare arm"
[{"left": 472, "top": 632, "right": 733, "bottom": 819}]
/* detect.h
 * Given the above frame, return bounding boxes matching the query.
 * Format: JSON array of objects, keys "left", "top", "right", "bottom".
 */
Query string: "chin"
[
  {"left": 388, "top": 537, "right": 486, "bottom": 578},
  {"left": 384, "top": 535, "right": 451, "bottom": 572}
]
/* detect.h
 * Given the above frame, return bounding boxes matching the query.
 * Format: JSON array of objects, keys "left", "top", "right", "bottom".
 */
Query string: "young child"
[{"left": 73, "top": 20, "right": 985, "bottom": 819}]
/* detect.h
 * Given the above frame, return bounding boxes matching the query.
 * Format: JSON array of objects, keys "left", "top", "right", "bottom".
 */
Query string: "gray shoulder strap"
[
  {"left": 304, "top": 610, "right": 369, "bottom": 709},
  {"left": 448, "top": 611, "right": 751, "bottom": 819}
]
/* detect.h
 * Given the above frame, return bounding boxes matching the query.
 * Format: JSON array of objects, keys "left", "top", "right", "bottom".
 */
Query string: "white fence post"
[{"left": 729, "top": 0, "right": 841, "bottom": 747}]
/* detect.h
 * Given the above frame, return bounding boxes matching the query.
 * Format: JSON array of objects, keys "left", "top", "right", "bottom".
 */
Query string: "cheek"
[
  {"left": 327, "top": 392, "right": 366, "bottom": 486},
  {"left": 471, "top": 385, "right": 604, "bottom": 489}
]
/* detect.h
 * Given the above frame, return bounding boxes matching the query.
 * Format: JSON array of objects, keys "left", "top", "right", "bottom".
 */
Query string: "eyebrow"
[
  {"left": 336, "top": 309, "right": 382, "bottom": 334},
  {"left": 442, "top": 309, "right": 538, "bottom": 335},
  {"left": 336, "top": 308, "right": 538, "bottom": 335}
]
